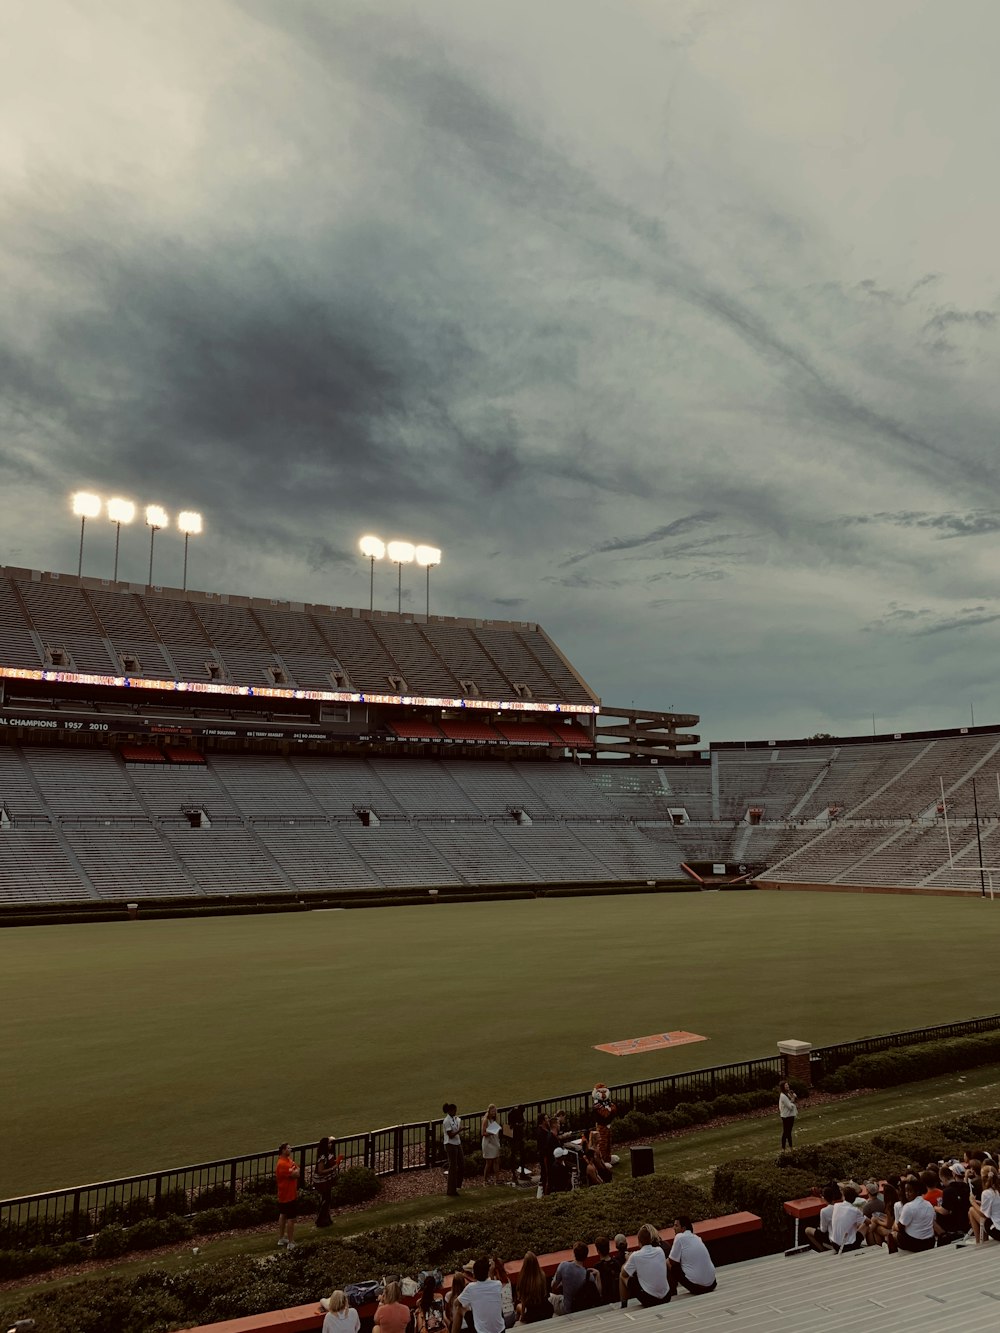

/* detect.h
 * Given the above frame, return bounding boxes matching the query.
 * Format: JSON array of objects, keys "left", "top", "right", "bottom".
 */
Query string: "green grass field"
[{"left": 1, "top": 889, "right": 996, "bottom": 1196}]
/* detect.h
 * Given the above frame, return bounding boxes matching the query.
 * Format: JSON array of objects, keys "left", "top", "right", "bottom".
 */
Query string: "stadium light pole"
[
  {"left": 386, "top": 540, "right": 415, "bottom": 614},
  {"left": 415, "top": 545, "right": 441, "bottom": 619},
  {"left": 106, "top": 497, "right": 136, "bottom": 582},
  {"left": 359, "top": 534, "right": 386, "bottom": 612},
  {"left": 145, "top": 504, "right": 168, "bottom": 586},
  {"left": 177, "top": 511, "right": 202, "bottom": 591},
  {"left": 71, "top": 491, "right": 101, "bottom": 577}
]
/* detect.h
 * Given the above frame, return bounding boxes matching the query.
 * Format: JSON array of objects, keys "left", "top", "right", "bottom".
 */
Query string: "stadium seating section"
[
  {"left": 0, "top": 569, "right": 596, "bottom": 704},
  {"left": 0, "top": 748, "right": 687, "bottom": 902},
  {"left": 594, "top": 731, "right": 1000, "bottom": 893}
]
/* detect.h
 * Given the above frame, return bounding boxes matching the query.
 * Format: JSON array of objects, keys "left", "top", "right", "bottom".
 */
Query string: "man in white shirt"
[
  {"left": 887, "top": 1180, "right": 936, "bottom": 1253},
  {"left": 454, "top": 1257, "right": 505, "bottom": 1333},
  {"left": 805, "top": 1185, "right": 843, "bottom": 1252},
  {"left": 828, "top": 1187, "right": 865, "bottom": 1252},
  {"left": 442, "top": 1102, "right": 464, "bottom": 1197},
  {"left": 667, "top": 1217, "right": 717, "bottom": 1297},
  {"left": 619, "top": 1225, "right": 670, "bottom": 1307}
]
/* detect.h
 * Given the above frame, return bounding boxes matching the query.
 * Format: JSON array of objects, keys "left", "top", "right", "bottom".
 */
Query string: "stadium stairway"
[{"left": 184, "top": 1234, "right": 1000, "bottom": 1333}]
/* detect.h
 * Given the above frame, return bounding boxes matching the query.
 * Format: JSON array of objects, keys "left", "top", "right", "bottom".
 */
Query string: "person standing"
[
  {"left": 481, "top": 1104, "right": 502, "bottom": 1186},
  {"left": 667, "top": 1217, "right": 717, "bottom": 1297},
  {"left": 313, "top": 1134, "right": 338, "bottom": 1228},
  {"left": 443, "top": 1102, "right": 464, "bottom": 1197},
  {"left": 275, "top": 1142, "right": 300, "bottom": 1248},
  {"left": 507, "top": 1104, "right": 527, "bottom": 1177},
  {"left": 778, "top": 1081, "right": 798, "bottom": 1150}
]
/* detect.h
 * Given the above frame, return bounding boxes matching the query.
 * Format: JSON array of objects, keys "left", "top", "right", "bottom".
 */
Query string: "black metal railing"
[{"left": 4, "top": 1010, "right": 1000, "bottom": 1246}]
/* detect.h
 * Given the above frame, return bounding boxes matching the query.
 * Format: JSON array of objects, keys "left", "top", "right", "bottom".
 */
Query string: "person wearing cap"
[
  {"left": 313, "top": 1134, "right": 339, "bottom": 1228},
  {"left": 321, "top": 1291, "right": 361, "bottom": 1333},
  {"left": 276, "top": 1142, "right": 300, "bottom": 1249},
  {"left": 619, "top": 1225, "right": 669, "bottom": 1307},
  {"left": 667, "top": 1217, "right": 717, "bottom": 1297}
]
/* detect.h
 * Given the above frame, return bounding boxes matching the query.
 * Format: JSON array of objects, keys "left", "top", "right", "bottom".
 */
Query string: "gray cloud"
[{"left": 4, "top": 1, "right": 1000, "bottom": 740}]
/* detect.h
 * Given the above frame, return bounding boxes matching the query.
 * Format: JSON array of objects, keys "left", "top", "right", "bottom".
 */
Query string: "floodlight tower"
[
  {"left": 359, "top": 534, "right": 385, "bottom": 612},
  {"left": 415, "top": 545, "right": 442, "bottom": 619},
  {"left": 145, "top": 504, "right": 168, "bottom": 585},
  {"left": 71, "top": 491, "right": 101, "bottom": 577},
  {"left": 177, "top": 511, "right": 203, "bottom": 591},
  {"left": 106, "top": 497, "right": 136, "bottom": 582},
  {"left": 386, "top": 541, "right": 415, "bottom": 614}
]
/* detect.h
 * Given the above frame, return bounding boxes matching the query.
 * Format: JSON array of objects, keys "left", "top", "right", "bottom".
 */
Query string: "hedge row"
[
  {"left": 820, "top": 1031, "right": 1000, "bottom": 1092},
  {"left": 0, "top": 1172, "right": 718, "bottom": 1333},
  {"left": 0, "top": 1169, "right": 380, "bottom": 1283},
  {"left": 712, "top": 1107, "right": 1000, "bottom": 1252}
]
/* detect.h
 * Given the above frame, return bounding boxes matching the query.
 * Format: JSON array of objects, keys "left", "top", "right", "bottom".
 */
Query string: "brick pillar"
[{"left": 777, "top": 1039, "right": 813, "bottom": 1088}]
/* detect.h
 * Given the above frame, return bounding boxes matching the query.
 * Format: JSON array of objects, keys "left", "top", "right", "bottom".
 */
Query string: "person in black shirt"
[
  {"left": 507, "top": 1104, "right": 527, "bottom": 1177},
  {"left": 935, "top": 1166, "right": 971, "bottom": 1240}
]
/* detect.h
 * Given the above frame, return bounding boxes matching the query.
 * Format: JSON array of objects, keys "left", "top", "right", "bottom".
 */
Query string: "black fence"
[{"left": 5, "top": 1010, "right": 1000, "bottom": 1247}]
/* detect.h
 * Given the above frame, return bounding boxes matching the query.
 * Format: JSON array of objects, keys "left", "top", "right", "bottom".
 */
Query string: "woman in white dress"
[{"left": 481, "top": 1103, "right": 502, "bottom": 1185}]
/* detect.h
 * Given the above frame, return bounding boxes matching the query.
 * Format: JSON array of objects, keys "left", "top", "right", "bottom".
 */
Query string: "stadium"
[{"left": 4, "top": 550, "right": 1000, "bottom": 1333}]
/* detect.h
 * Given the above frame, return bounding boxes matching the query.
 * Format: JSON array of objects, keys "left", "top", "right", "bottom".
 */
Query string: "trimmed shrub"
[
  {"left": 0, "top": 1171, "right": 716, "bottom": 1333},
  {"left": 192, "top": 1182, "right": 232, "bottom": 1212},
  {"left": 821, "top": 1031, "right": 1000, "bottom": 1092}
]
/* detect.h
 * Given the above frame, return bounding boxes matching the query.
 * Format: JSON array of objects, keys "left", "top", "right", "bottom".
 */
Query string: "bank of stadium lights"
[
  {"left": 177, "top": 511, "right": 202, "bottom": 592},
  {"left": 360, "top": 535, "right": 442, "bottom": 616},
  {"left": 107, "top": 497, "right": 136, "bottom": 582},
  {"left": 71, "top": 491, "right": 101, "bottom": 577},
  {"left": 69, "top": 491, "right": 205, "bottom": 585}
]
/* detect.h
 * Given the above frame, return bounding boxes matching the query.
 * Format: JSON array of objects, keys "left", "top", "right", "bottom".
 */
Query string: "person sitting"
[
  {"left": 593, "top": 1235, "right": 620, "bottom": 1305},
  {"left": 413, "top": 1277, "right": 449, "bottom": 1333},
  {"left": 619, "top": 1224, "right": 669, "bottom": 1307},
  {"left": 454, "top": 1257, "right": 505, "bottom": 1333},
  {"left": 375, "top": 1283, "right": 412, "bottom": 1333},
  {"left": 667, "top": 1217, "right": 717, "bottom": 1297},
  {"left": 886, "top": 1179, "right": 937, "bottom": 1253},
  {"left": 935, "top": 1166, "right": 971, "bottom": 1243},
  {"left": 865, "top": 1175, "right": 900, "bottom": 1247},
  {"left": 805, "top": 1185, "right": 843, "bottom": 1252},
  {"left": 550, "top": 1241, "right": 598, "bottom": 1314},
  {"left": 321, "top": 1290, "right": 361, "bottom": 1333},
  {"left": 583, "top": 1145, "right": 611, "bottom": 1186},
  {"left": 828, "top": 1187, "right": 865, "bottom": 1252},
  {"left": 980, "top": 1164, "right": 1000, "bottom": 1241},
  {"left": 514, "top": 1251, "right": 553, "bottom": 1324}
]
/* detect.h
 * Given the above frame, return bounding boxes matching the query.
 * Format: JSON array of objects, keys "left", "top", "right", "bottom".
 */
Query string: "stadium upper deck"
[{"left": 0, "top": 564, "right": 597, "bottom": 710}]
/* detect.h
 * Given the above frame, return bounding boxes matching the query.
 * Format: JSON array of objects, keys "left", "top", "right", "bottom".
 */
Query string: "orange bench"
[{"left": 182, "top": 1215, "right": 762, "bottom": 1333}]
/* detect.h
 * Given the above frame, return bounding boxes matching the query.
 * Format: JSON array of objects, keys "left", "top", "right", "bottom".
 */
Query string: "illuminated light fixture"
[
  {"left": 386, "top": 540, "right": 415, "bottom": 614},
  {"left": 145, "top": 504, "right": 169, "bottom": 585},
  {"left": 177, "top": 511, "right": 203, "bottom": 591},
  {"left": 71, "top": 491, "right": 102, "bottom": 577},
  {"left": 359, "top": 534, "right": 386, "bottom": 611},
  {"left": 415, "top": 544, "right": 442, "bottom": 619},
  {"left": 106, "top": 497, "right": 136, "bottom": 582}
]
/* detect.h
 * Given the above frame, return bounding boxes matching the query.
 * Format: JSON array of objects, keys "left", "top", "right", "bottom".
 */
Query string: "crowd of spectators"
[
  {"left": 317, "top": 1222, "right": 717, "bottom": 1332},
  {"left": 804, "top": 1150, "right": 1000, "bottom": 1255}
]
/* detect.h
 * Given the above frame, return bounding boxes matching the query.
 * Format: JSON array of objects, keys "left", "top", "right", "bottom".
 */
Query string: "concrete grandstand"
[{"left": 2, "top": 563, "right": 998, "bottom": 906}]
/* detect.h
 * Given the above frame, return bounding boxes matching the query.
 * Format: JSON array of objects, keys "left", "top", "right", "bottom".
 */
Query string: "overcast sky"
[{"left": 2, "top": 0, "right": 999, "bottom": 742}]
